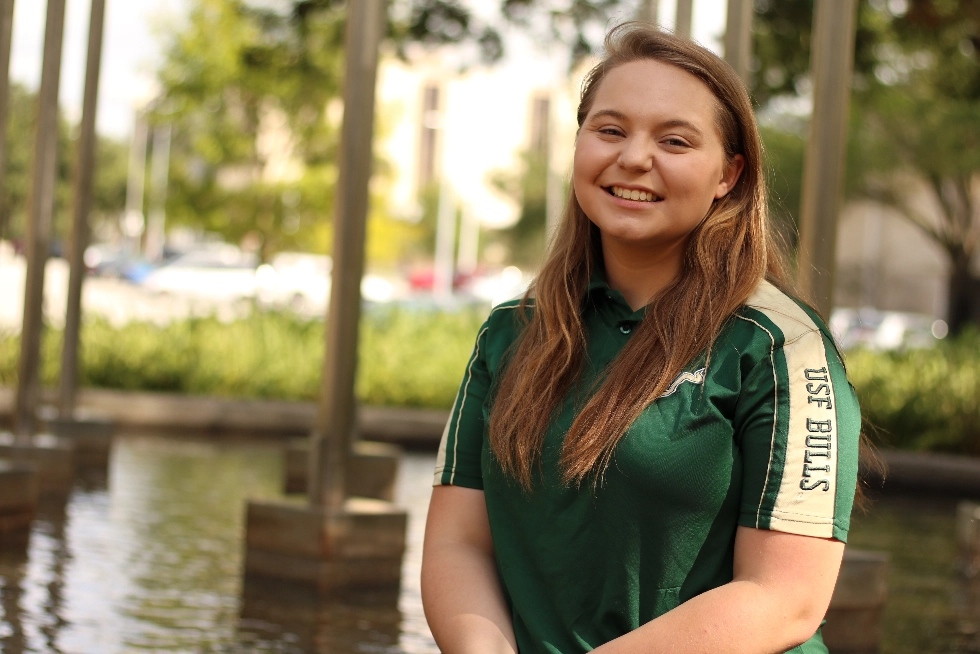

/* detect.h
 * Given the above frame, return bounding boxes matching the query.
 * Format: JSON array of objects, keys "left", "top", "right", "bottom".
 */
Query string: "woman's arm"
[
  {"left": 421, "top": 485, "right": 518, "bottom": 654},
  {"left": 593, "top": 526, "right": 844, "bottom": 654}
]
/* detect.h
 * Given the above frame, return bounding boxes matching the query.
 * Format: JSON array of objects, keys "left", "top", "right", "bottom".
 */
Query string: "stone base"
[
  {"left": 41, "top": 410, "right": 114, "bottom": 468},
  {"left": 284, "top": 439, "right": 401, "bottom": 501},
  {"left": 957, "top": 501, "right": 980, "bottom": 578},
  {"left": 823, "top": 548, "right": 890, "bottom": 653},
  {"left": 0, "top": 432, "right": 75, "bottom": 497},
  {"left": 0, "top": 460, "right": 38, "bottom": 543},
  {"left": 244, "top": 497, "right": 407, "bottom": 592}
]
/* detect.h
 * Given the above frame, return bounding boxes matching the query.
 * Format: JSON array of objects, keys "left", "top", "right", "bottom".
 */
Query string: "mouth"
[{"left": 605, "top": 185, "right": 663, "bottom": 203}]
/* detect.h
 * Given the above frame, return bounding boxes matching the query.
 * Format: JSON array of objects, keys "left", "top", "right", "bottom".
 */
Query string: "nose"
[{"left": 617, "top": 135, "right": 655, "bottom": 172}]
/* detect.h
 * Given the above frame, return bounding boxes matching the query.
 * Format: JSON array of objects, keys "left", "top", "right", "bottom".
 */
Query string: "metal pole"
[
  {"left": 675, "top": 0, "right": 693, "bottom": 39},
  {"left": 0, "top": 0, "right": 15, "bottom": 243},
  {"left": 59, "top": 0, "right": 106, "bottom": 419},
  {"left": 723, "top": 0, "right": 752, "bottom": 86},
  {"left": 638, "top": 0, "right": 659, "bottom": 24},
  {"left": 123, "top": 112, "right": 147, "bottom": 255},
  {"left": 797, "top": 0, "right": 858, "bottom": 318},
  {"left": 14, "top": 0, "right": 67, "bottom": 439},
  {"left": 308, "top": 0, "right": 387, "bottom": 511},
  {"left": 433, "top": 176, "right": 456, "bottom": 301},
  {"left": 144, "top": 123, "right": 171, "bottom": 262}
]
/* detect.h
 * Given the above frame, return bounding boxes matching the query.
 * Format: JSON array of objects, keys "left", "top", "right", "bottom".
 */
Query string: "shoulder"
[
  {"left": 731, "top": 279, "right": 837, "bottom": 353},
  {"left": 475, "top": 298, "right": 534, "bottom": 369}
]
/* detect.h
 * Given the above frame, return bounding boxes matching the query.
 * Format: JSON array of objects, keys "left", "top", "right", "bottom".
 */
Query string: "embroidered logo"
[{"left": 659, "top": 367, "right": 706, "bottom": 398}]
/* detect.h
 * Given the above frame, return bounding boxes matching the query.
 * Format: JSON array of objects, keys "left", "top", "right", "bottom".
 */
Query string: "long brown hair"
[{"left": 488, "top": 23, "right": 795, "bottom": 490}]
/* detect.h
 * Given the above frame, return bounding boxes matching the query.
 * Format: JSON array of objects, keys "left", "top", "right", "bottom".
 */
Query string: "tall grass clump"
[
  {"left": 847, "top": 329, "right": 980, "bottom": 455},
  {"left": 0, "top": 307, "right": 485, "bottom": 409}
]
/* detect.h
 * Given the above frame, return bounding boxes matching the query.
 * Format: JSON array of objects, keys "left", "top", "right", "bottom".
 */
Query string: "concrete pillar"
[
  {"left": 0, "top": 0, "right": 15, "bottom": 243},
  {"left": 144, "top": 123, "right": 171, "bottom": 262},
  {"left": 432, "top": 177, "right": 456, "bottom": 301},
  {"left": 957, "top": 501, "right": 980, "bottom": 578},
  {"left": 123, "top": 113, "right": 148, "bottom": 255},
  {"left": 14, "top": 0, "right": 67, "bottom": 440},
  {"left": 284, "top": 439, "right": 400, "bottom": 500},
  {"left": 723, "top": 0, "right": 752, "bottom": 86},
  {"left": 638, "top": 0, "right": 659, "bottom": 24},
  {"left": 674, "top": 0, "right": 693, "bottom": 39},
  {"left": 60, "top": 0, "right": 107, "bottom": 420},
  {"left": 823, "top": 548, "right": 890, "bottom": 654},
  {"left": 244, "top": 0, "right": 406, "bottom": 592},
  {"left": 797, "top": 0, "right": 859, "bottom": 319}
]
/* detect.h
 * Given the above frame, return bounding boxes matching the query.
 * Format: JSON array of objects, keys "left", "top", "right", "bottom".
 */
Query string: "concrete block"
[
  {"left": 957, "top": 501, "right": 980, "bottom": 578},
  {"left": 243, "top": 497, "right": 407, "bottom": 592},
  {"left": 41, "top": 410, "right": 114, "bottom": 468},
  {"left": 0, "top": 432, "right": 75, "bottom": 497},
  {"left": 284, "top": 439, "right": 401, "bottom": 501},
  {"left": 823, "top": 548, "right": 890, "bottom": 654},
  {"left": 0, "top": 460, "right": 38, "bottom": 541}
]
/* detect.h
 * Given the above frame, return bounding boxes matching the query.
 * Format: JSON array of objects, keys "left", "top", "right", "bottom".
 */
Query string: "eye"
[
  {"left": 597, "top": 126, "right": 625, "bottom": 137},
  {"left": 662, "top": 137, "right": 691, "bottom": 148}
]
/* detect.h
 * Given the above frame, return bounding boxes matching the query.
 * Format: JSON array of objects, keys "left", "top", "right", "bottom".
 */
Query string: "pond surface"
[{"left": 0, "top": 433, "right": 977, "bottom": 653}]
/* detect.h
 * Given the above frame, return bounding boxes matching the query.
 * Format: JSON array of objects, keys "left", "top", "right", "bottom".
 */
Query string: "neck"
[{"left": 601, "top": 237, "right": 686, "bottom": 311}]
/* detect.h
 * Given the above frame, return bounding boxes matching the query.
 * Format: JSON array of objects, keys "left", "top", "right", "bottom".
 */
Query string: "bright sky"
[{"left": 9, "top": 0, "right": 726, "bottom": 143}]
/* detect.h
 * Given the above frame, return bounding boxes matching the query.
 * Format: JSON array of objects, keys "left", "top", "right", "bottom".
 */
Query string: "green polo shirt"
[{"left": 433, "top": 276, "right": 860, "bottom": 654}]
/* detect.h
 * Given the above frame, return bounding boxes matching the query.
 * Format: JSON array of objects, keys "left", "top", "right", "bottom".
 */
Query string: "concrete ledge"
[
  {"left": 876, "top": 450, "right": 980, "bottom": 497},
  {"left": 0, "top": 433, "right": 74, "bottom": 496},
  {"left": 0, "top": 386, "right": 447, "bottom": 447},
  {"left": 244, "top": 497, "right": 407, "bottom": 591},
  {"left": 285, "top": 439, "right": 401, "bottom": 499},
  {"left": 38, "top": 408, "right": 114, "bottom": 468}
]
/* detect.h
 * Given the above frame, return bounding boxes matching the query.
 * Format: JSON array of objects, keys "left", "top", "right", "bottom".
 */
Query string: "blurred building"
[{"left": 374, "top": 49, "right": 582, "bottom": 233}]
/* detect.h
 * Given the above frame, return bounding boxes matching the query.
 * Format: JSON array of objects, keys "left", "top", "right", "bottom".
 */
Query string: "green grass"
[{"left": 2, "top": 314, "right": 978, "bottom": 454}]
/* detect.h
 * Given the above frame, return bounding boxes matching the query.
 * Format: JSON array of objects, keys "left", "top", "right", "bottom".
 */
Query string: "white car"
[
  {"left": 140, "top": 246, "right": 259, "bottom": 303},
  {"left": 256, "top": 252, "right": 332, "bottom": 313}
]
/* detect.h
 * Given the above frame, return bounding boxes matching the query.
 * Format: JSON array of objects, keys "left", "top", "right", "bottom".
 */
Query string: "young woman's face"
[{"left": 573, "top": 59, "right": 744, "bottom": 253}]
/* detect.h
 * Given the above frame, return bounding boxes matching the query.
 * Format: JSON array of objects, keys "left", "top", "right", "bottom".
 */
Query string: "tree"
[
  {"left": 752, "top": 0, "right": 980, "bottom": 332},
  {"left": 0, "top": 82, "right": 128, "bottom": 250}
]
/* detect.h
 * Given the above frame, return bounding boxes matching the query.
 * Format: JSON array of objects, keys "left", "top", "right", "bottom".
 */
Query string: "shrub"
[
  {"left": 0, "top": 307, "right": 485, "bottom": 409},
  {"left": 846, "top": 329, "right": 980, "bottom": 455}
]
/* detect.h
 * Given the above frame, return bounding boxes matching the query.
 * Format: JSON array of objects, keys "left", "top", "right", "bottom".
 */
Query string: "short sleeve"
[
  {"left": 735, "top": 324, "right": 861, "bottom": 543},
  {"left": 433, "top": 321, "right": 491, "bottom": 489}
]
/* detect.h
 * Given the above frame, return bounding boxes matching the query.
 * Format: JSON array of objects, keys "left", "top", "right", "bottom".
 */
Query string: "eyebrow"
[{"left": 587, "top": 110, "right": 705, "bottom": 138}]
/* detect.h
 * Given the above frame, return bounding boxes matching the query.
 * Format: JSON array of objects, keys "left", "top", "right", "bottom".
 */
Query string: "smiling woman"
[{"left": 422, "top": 23, "right": 862, "bottom": 654}]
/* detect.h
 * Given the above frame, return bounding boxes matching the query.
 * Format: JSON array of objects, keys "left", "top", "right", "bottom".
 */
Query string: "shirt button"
[{"left": 619, "top": 323, "right": 632, "bottom": 334}]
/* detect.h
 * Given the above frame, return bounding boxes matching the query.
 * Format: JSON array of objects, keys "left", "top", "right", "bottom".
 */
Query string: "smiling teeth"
[{"left": 610, "top": 186, "right": 660, "bottom": 202}]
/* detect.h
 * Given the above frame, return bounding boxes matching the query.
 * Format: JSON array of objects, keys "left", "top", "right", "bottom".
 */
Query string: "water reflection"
[
  {"left": 2, "top": 433, "right": 977, "bottom": 652},
  {"left": 0, "top": 434, "right": 439, "bottom": 653},
  {"left": 848, "top": 493, "right": 980, "bottom": 653}
]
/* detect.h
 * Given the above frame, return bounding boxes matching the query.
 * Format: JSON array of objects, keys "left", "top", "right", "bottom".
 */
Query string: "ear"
[{"left": 714, "top": 154, "right": 746, "bottom": 199}]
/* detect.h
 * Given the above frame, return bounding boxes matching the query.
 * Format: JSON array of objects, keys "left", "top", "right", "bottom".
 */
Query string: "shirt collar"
[{"left": 585, "top": 270, "right": 648, "bottom": 321}]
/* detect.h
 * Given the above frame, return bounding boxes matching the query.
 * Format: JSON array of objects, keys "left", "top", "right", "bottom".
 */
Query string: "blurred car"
[
  {"left": 256, "top": 251, "right": 398, "bottom": 314},
  {"left": 140, "top": 245, "right": 259, "bottom": 302},
  {"left": 829, "top": 307, "right": 948, "bottom": 351},
  {"left": 84, "top": 244, "right": 155, "bottom": 283},
  {"left": 256, "top": 252, "right": 332, "bottom": 313}
]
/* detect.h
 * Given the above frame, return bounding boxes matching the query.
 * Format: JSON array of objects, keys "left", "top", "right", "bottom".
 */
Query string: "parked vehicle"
[
  {"left": 140, "top": 246, "right": 259, "bottom": 302},
  {"left": 256, "top": 252, "right": 332, "bottom": 313}
]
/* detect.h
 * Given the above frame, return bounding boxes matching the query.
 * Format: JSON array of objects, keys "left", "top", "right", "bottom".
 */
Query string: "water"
[
  {"left": 0, "top": 434, "right": 977, "bottom": 653},
  {"left": 0, "top": 434, "right": 438, "bottom": 653}
]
